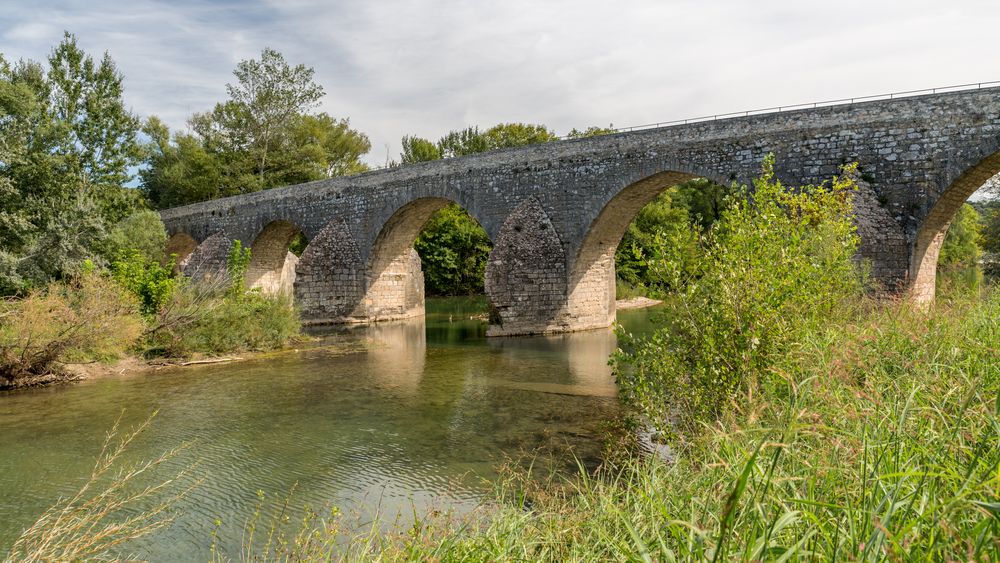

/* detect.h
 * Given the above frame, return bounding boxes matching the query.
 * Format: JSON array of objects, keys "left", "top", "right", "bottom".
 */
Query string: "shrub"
[
  {"left": 103, "top": 210, "right": 169, "bottom": 264},
  {"left": 615, "top": 188, "right": 703, "bottom": 292},
  {"left": 613, "top": 155, "right": 864, "bottom": 432},
  {"left": 0, "top": 273, "right": 144, "bottom": 385},
  {"left": 226, "top": 239, "right": 251, "bottom": 296},
  {"left": 939, "top": 202, "right": 982, "bottom": 268},
  {"left": 111, "top": 250, "right": 178, "bottom": 316},
  {"left": 147, "top": 285, "right": 299, "bottom": 357}
]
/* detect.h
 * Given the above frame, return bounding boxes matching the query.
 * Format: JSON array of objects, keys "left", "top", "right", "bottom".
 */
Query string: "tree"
[
  {"left": 142, "top": 48, "right": 370, "bottom": 208},
  {"left": 436, "top": 123, "right": 556, "bottom": 158},
  {"left": 400, "top": 135, "right": 441, "bottom": 164},
  {"left": 566, "top": 125, "right": 615, "bottom": 139},
  {"left": 939, "top": 203, "right": 981, "bottom": 268},
  {"left": 268, "top": 113, "right": 370, "bottom": 184},
  {"left": 216, "top": 47, "right": 324, "bottom": 183},
  {"left": 46, "top": 32, "right": 143, "bottom": 221},
  {"left": 1, "top": 35, "right": 143, "bottom": 294},
  {"left": 414, "top": 205, "right": 492, "bottom": 295}
]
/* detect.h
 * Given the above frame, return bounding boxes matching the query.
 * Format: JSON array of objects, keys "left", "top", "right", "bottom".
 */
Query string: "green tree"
[
  {"left": 939, "top": 203, "right": 981, "bottom": 268},
  {"left": 0, "top": 35, "right": 143, "bottom": 294},
  {"left": 400, "top": 135, "right": 441, "bottom": 164},
  {"left": 46, "top": 32, "right": 143, "bottom": 221},
  {"left": 414, "top": 205, "right": 492, "bottom": 295},
  {"left": 268, "top": 113, "right": 370, "bottom": 183},
  {"left": 615, "top": 188, "right": 701, "bottom": 292},
  {"left": 139, "top": 117, "right": 228, "bottom": 208},
  {"left": 214, "top": 47, "right": 324, "bottom": 184},
  {"left": 142, "top": 48, "right": 370, "bottom": 208},
  {"left": 105, "top": 210, "right": 168, "bottom": 264},
  {"left": 566, "top": 125, "right": 615, "bottom": 139}
]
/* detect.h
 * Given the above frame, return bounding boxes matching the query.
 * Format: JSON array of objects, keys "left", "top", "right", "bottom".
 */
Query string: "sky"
[{"left": 3, "top": 0, "right": 1000, "bottom": 177}]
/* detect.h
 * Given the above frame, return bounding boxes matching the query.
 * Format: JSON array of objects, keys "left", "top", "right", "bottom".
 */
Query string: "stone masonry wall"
[{"left": 160, "top": 87, "right": 1000, "bottom": 335}]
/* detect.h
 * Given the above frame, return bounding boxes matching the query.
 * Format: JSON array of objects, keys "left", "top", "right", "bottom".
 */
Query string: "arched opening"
[
  {"left": 910, "top": 151, "right": 1000, "bottom": 302},
  {"left": 163, "top": 232, "right": 198, "bottom": 274},
  {"left": 246, "top": 220, "right": 307, "bottom": 295},
  {"left": 566, "top": 171, "right": 727, "bottom": 330},
  {"left": 364, "top": 198, "right": 492, "bottom": 322}
]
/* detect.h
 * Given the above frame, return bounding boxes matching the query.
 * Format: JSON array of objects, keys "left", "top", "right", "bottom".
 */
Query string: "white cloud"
[{"left": 3, "top": 0, "right": 1000, "bottom": 166}]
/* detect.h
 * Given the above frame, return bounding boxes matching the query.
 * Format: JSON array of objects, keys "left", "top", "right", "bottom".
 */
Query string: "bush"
[
  {"left": 939, "top": 203, "right": 982, "bottom": 268},
  {"left": 146, "top": 284, "right": 299, "bottom": 357},
  {"left": 613, "top": 156, "right": 864, "bottom": 432},
  {"left": 614, "top": 188, "right": 702, "bottom": 292},
  {"left": 111, "top": 250, "right": 178, "bottom": 316},
  {"left": 104, "top": 210, "right": 169, "bottom": 264},
  {"left": 0, "top": 273, "right": 144, "bottom": 385}
]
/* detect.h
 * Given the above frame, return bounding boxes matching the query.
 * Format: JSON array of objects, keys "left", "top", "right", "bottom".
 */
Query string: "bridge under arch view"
[{"left": 160, "top": 87, "right": 1000, "bottom": 336}]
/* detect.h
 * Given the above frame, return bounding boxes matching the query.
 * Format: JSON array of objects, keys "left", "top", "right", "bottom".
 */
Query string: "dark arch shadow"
[{"left": 164, "top": 232, "right": 199, "bottom": 274}]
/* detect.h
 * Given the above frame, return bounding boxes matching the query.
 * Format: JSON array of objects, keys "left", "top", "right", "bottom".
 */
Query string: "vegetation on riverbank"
[
  {"left": 319, "top": 292, "right": 995, "bottom": 561},
  {"left": 0, "top": 236, "right": 299, "bottom": 389}
]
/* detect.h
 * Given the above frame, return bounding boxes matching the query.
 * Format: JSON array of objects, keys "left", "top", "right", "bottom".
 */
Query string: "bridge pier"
[{"left": 159, "top": 87, "right": 1000, "bottom": 334}]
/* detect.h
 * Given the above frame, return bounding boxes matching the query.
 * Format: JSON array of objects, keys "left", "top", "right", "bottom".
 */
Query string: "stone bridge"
[{"left": 159, "top": 87, "right": 1000, "bottom": 336}]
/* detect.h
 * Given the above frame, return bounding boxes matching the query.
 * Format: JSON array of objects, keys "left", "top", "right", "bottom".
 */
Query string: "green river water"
[{"left": 0, "top": 297, "right": 659, "bottom": 559}]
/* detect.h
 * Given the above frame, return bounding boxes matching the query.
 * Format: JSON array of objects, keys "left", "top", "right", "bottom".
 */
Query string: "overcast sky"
[{"left": 3, "top": 0, "right": 1000, "bottom": 170}]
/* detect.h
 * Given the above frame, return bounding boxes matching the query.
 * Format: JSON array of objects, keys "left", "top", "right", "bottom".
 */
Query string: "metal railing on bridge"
[{"left": 557, "top": 80, "right": 1000, "bottom": 139}]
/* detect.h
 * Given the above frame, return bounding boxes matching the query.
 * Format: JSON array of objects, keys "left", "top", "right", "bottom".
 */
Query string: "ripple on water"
[{"left": 0, "top": 299, "right": 659, "bottom": 559}]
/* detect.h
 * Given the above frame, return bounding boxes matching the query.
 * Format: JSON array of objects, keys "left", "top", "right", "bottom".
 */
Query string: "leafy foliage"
[
  {"left": 104, "top": 210, "right": 169, "bottom": 265},
  {"left": 111, "top": 250, "right": 176, "bottom": 317},
  {"left": 613, "top": 156, "right": 865, "bottom": 431},
  {"left": 565, "top": 124, "right": 616, "bottom": 139},
  {"left": 414, "top": 205, "right": 492, "bottom": 295},
  {"left": 614, "top": 187, "right": 702, "bottom": 292},
  {"left": 225, "top": 239, "right": 252, "bottom": 295},
  {"left": 141, "top": 49, "right": 370, "bottom": 208},
  {"left": 939, "top": 203, "right": 982, "bottom": 267},
  {"left": 0, "top": 34, "right": 143, "bottom": 294}
]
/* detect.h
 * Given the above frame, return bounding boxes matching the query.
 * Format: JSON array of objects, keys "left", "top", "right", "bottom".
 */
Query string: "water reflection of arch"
[
  {"left": 485, "top": 328, "right": 617, "bottom": 395},
  {"left": 363, "top": 317, "right": 427, "bottom": 394}
]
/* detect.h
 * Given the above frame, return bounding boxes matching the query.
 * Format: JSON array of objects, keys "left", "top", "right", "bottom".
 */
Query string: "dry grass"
[{"left": 3, "top": 413, "right": 195, "bottom": 563}]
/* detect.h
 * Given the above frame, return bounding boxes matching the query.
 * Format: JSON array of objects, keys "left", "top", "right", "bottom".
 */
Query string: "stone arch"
[
  {"left": 182, "top": 230, "right": 233, "bottom": 282},
  {"left": 164, "top": 232, "right": 198, "bottom": 273},
  {"left": 295, "top": 219, "right": 365, "bottom": 325},
  {"left": 363, "top": 197, "right": 490, "bottom": 322},
  {"left": 909, "top": 149, "right": 1000, "bottom": 303},
  {"left": 566, "top": 170, "right": 700, "bottom": 330},
  {"left": 246, "top": 220, "right": 302, "bottom": 295},
  {"left": 485, "top": 197, "right": 567, "bottom": 336}
]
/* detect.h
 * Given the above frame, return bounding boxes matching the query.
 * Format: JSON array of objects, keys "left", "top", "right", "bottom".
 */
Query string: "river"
[{"left": 0, "top": 297, "right": 660, "bottom": 559}]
